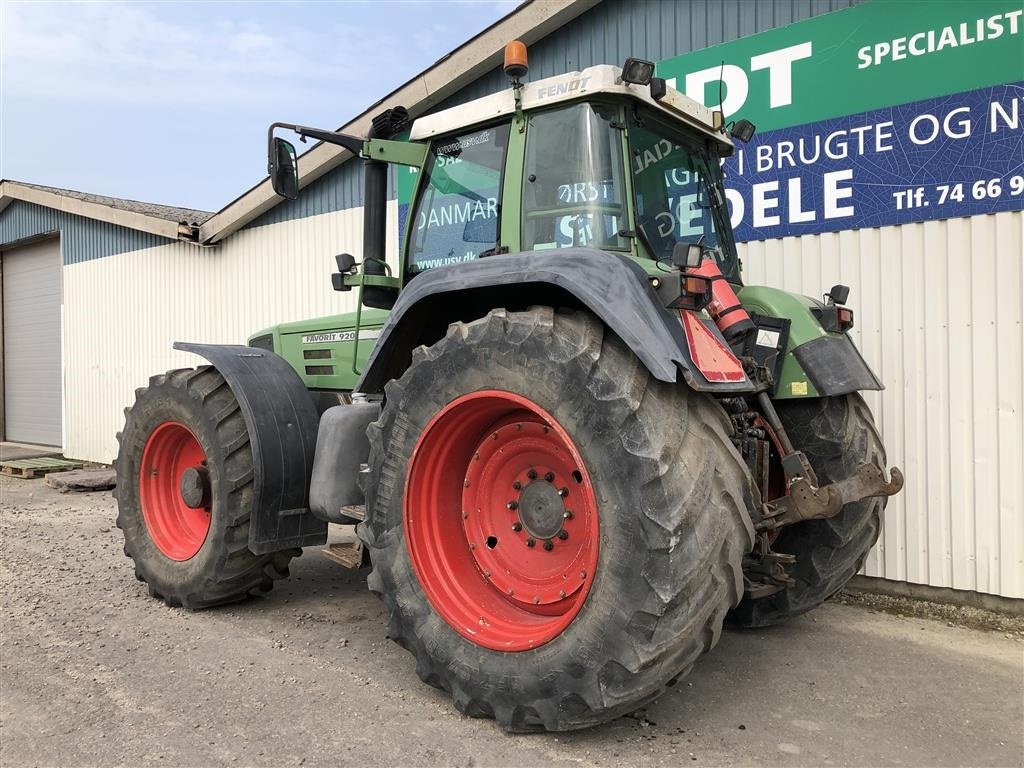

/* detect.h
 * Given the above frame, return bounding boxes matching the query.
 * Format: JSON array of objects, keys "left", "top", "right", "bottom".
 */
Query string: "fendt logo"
[{"left": 535, "top": 75, "right": 592, "bottom": 100}]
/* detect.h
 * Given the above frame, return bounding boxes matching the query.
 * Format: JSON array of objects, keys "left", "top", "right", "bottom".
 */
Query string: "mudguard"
[
  {"left": 174, "top": 342, "right": 327, "bottom": 554},
  {"left": 739, "top": 285, "right": 883, "bottom": 399},
  {"left": 355, "top": 248, "right": 755, "bottom": 394}
]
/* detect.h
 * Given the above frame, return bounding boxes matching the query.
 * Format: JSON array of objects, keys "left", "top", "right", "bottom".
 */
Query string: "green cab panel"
[
  {"left": 738, "top": 285, "right": 881, "bottom": 399},
  {"left": 249, "top": 308, "right": 390, "bottom": 391}
]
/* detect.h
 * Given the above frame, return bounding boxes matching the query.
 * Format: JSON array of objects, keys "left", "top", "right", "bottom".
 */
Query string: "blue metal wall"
[
  {"left": 0, "top": 199, "right": 174, "bottom": 264},
  {"left": 245, "top": 0, "right": 860, "bottom": 230}
]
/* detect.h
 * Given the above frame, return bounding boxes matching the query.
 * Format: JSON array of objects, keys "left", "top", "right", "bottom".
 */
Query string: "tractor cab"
[
  {"left": 404, "top": 85, "right": 742, "bottom": 286},
  {"left": 268, "top": 52, "right": 749, "bottom": 309}
]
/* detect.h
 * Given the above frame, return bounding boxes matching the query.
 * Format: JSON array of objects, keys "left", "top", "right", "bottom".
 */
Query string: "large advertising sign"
[{"left": 657, "top": 0, "right": 1024, "bottom": 242}]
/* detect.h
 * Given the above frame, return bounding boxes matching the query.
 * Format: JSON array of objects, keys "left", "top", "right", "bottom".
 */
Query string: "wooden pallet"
[
  {"left": 0, "top": 457, "right": 86, "bottom": 479},
  {"left": 322, "top": 540, "right": 366, "bottom": 569}
]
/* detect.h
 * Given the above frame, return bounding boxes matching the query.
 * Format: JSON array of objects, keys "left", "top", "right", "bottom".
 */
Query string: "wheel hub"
[
  {"left": 179, "top": 465, "right": 210, "bottom": 509},
  {"left": 517, "top": 479, "right": 564, "bottom": 540}
]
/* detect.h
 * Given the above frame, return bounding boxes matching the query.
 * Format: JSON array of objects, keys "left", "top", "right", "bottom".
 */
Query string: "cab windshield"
[{"left": 629, "top": 110, "right": 740, "bottom": 282}]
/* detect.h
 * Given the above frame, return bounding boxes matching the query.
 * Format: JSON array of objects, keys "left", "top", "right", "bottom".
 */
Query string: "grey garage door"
[{"left": 2, "top": 238, "right": 62, "bottom": 446}]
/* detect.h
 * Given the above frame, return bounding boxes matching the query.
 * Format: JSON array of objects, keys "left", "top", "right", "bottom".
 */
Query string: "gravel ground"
[{"left": 1, "top": 475, "right": 1021, "bottom": 768}]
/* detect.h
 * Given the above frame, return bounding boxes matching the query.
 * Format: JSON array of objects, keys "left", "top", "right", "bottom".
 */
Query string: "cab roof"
[{"left": 409, "top": 64, "right": 734, "bottom": 154}]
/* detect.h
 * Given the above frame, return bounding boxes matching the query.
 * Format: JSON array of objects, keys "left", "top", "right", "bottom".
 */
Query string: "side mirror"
[
  {"left": 335, "top": 253, "right": 357, "bottom": 273},
  {"left": 331, "top": 253, "right": 357, "bottom": 292},
  {"left": 671, "top": 241, "right": 703, "bottom": 270},
  {"left": 269, "top": 137, "right": 299, "bottom": 199},
  {"left": 731, "top": 119, "right": 756, "bottom": 143}
]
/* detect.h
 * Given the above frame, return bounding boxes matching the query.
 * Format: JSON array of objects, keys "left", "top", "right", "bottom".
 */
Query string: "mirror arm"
[{"left": 267, "top": 122, "right": 365, "bottom": 170}]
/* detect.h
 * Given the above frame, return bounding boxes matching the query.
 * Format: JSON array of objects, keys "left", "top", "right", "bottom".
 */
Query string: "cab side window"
[{"left": 407, "top": 123, "right": 510, "bottom": 273}]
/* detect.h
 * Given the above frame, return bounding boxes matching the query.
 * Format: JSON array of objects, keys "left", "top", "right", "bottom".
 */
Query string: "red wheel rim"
[
  {"left": 404, "top": 391, "right": 599, "bottom": 651},
  {"left": 139, "top": 421, "right": 211, "bottom": 561}
]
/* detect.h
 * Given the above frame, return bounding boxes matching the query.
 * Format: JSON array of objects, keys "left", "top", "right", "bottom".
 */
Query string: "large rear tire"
[
  {"left": 115, "top": 366, "right": 297, "bottom": 609},
  {"left": 729, "top": 393, "right": 886, "bottom": 628},
  {"left": 360, "top": 308, "right": 756, "bottom": 731}
]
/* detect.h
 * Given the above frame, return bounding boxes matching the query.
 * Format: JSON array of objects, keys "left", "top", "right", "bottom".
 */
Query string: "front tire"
[
  {"left": 729, "top": 394, "right": 886, "bottom": 627},
  {"left": 360, "top": 308, "right": 755, "bottom": 731},
  {"left": 115, "top": 366, "right": 297, "bottom": 609}
]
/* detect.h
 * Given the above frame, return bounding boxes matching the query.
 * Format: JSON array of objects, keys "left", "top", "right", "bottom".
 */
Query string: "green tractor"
[{"left": 116, "top": 46, "right": 903, "bottom": 731}]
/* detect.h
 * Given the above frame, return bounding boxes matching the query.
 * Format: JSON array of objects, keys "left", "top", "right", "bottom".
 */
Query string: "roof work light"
[{"left": 620, "top": 57, "right": 655, "bottom": 85}]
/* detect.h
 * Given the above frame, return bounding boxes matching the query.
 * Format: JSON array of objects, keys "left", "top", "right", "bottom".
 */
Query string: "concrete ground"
[{"left": 1, "top": 475, "right": 1021, "bottom": 768}]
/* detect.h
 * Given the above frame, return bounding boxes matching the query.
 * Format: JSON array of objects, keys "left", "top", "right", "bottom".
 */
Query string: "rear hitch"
[
  {"left": 748, "top": 390, "right": 904, "bottom": 531},
  {"left": 758, "top": 463, "right": 904, "bottom": 530}
]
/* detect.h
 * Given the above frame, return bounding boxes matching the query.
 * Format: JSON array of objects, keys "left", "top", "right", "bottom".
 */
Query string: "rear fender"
[
  {"left": 173, "top": 342, "right": 327, "bottom": 554},
  {"left": 355, "top": 248, "right": 754, "bottom": 394},
  {"left": 738, "top": 286, "right": 882, "bottom": 399}
]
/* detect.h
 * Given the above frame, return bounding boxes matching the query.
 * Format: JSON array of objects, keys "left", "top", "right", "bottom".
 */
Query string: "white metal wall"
[
  {"left": 62, "top": 202, "right": 398, "bottom": 462},
  {"left": 64, "top": 205, "right": 1023, "bottom": 599},
  {"left": 740, "top": 210, "right": 1023, "bottom": 599}
]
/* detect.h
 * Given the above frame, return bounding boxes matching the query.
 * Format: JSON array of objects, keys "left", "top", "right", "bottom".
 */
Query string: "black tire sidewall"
[{"left": 117, "top": 380, "right": 247, "bottom": 597}]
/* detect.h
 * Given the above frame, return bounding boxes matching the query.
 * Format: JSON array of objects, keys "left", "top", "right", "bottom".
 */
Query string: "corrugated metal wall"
[
  {"left": 741, "top": 210, "right": 1023, "bottom": 599},
  {"left": 0, "top": 199, "right": 174, "bottom": 263},
  {"left": 62, "top": 202, "right": 398, "bottom": 462},
  {"left": 442, "top": 0, "right": 862, "bottom": 107}
]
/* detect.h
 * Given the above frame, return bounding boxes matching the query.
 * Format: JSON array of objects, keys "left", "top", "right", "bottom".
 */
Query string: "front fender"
[
  {"left": 355, "top": 249, "right": 754, "bottom": 395},
  {"left": 173, "top": 342, "right": 327, "bottom": 554}
]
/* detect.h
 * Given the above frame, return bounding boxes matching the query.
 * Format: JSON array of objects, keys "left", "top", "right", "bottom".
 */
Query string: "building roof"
[
  {"left": 15, "top": 182, "right": 212, "bottom": 226},
  {"left": 0, "top": 179, "right": 211, "bottom": 241}
]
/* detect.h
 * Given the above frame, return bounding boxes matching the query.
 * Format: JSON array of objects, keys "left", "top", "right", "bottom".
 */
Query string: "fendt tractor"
[{"left": 116, "top": 44, "right": 904, "bottom": 731}]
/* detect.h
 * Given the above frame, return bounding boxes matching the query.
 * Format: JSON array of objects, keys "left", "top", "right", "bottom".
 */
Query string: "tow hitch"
[
  {"left": 757, "top": 462, "right": 904, "bottom": 530},
  {"left": 752, "top": 392, "right": 904, "bottom": 531}
]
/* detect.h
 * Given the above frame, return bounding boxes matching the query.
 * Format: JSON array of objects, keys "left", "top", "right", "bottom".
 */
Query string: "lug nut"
[
  {"left": 543, "top": 540, "right": 554, "bottom": 551},
  {"left": 559, "top": 589, "right": 567, "bottom": 598},
  {"left": 544, "top": 471, "right": 555, "bottom": 482},
  {"left": 526, "top": 538, "right": 536, "bottom": 548},
  {"left": 512, "top": 522, "right": 522, "bottom": 532},
  {"left": 557, "top": 530, "right": 569, "bottom": 540},
  {"left": 512, "top": 480, "right": 522, "bottom": 491},
  {"left": 558, "top": 487, "right": 569, "bottom": 498},
  {"left": 527, "top": 468, "right": 538, "bottom": 480},
  {"left": 563, "top": 510, "right": 573, "bottom": 520},
  {"left": 507, "top": 500, "right": 518, "bottom": 510}
]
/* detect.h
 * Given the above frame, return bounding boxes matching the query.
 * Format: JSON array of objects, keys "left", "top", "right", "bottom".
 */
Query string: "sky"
[{"left": 0, "top": 0, "right": 517, "bottom": 212}]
